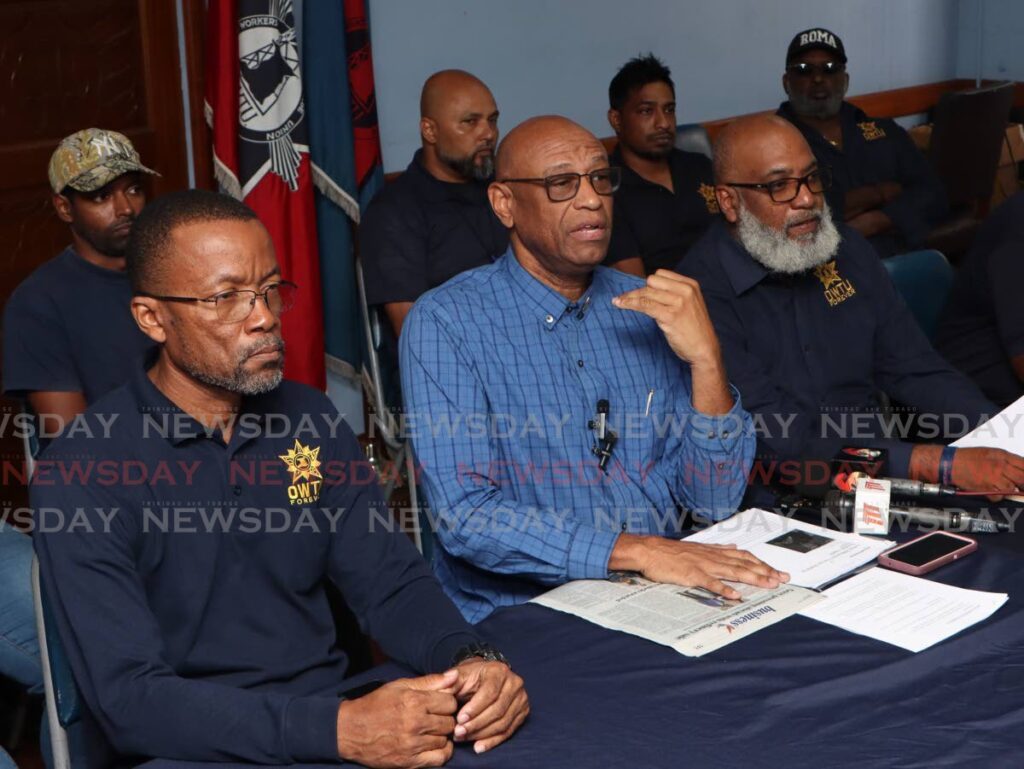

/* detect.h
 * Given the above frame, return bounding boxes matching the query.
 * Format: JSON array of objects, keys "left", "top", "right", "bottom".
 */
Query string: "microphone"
[
  {"left": 823, "top": 490, "right": 1009, "bottom": 533},
  {"left": 841, "top": 472, "right": 957, "bottom": 499},
  {"left": 588, "top": 399, "right": 617, "bottom": 472}
]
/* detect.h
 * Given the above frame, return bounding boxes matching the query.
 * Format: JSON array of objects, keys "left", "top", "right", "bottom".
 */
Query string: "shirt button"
[
  {"left": 577, "top": 359, "right": 584, "bottom": 367},
  {"left": 722, "top": 431, "right": 730, "bottom": 438},
  {"left": 232, "top": 485, "right": 242, "bottom": 496},
  {"left": 717, "top": 462, "right": 725, "bottom": 470},
  {"left": 621, "top": 522, "right": 628, "bottom": 532},
  {"left": 707, "top": 431, "right": 716, "bottom": 438},
  {"left": 545, "top": 314, "right": 555, "bottom": 324}
]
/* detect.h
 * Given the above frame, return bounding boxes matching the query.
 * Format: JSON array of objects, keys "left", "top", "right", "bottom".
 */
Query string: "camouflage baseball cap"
[{"left": 48, "top": 128, "right": 159, "bottom": 194}]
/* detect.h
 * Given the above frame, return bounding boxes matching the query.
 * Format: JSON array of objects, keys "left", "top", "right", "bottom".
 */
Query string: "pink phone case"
[{"left": 878, "top": 531, "right": 977, "bottom": 576}]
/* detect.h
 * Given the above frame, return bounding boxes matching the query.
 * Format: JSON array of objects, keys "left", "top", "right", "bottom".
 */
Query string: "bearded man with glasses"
[
  {"left": 679, "top": 115, "right": 1014, "bottom": 509},
  {"left": 777, "top": 27, "right": 947, "bottom": 257},
  {"left": 33, "top": 189, "right": 529, "bottom": 769},
  {"left": 400, "top": 115, "right": 784, "bottom": 624}
]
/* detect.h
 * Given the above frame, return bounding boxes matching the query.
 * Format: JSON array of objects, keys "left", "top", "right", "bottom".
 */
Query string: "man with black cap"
[
  {"left": 3, "top": 127, "right": 159, "bottom": 432},
  {"left": 777, "top": 28, "right": 947, "bottom": 257}
]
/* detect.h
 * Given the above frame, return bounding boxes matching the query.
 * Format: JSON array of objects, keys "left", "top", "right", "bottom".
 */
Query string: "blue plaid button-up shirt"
[{"left": 400, "top": 249, "right": 755, "bottom": 622}]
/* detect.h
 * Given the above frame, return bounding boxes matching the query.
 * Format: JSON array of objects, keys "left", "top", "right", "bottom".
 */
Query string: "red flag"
[
  {"left": 205, "top": 0, "right": 326, "bottom": 390},
  {"left": 342, "top": 0, "right": 382, "bottom": 191}
]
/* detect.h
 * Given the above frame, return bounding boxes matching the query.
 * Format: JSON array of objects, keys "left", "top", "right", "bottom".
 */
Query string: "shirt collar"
[
  {"left": 129, "top": 351, "right": 272, "bottom": 447},
  {"left": 610, "top": 145, "right": 683, "bottom": 190},
  {"left": 708, "top": 220, "right": 771, "bottom": 296},
  {"left": 500, "top": 248, "right": 604, "bottom": 331}
]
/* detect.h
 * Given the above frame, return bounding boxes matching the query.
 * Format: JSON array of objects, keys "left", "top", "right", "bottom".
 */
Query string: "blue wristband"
[{"left": 939, "top": 446, "right": 957, "bottom": 487}]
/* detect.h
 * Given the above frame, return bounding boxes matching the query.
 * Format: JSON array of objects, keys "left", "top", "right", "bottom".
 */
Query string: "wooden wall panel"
[{"left": 0, "top": 0, "right": 193, "bottom": 507}]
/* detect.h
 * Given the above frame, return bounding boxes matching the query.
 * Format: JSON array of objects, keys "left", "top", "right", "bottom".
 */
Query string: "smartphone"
[{"left": 878, "top": 531, "right": 977, "bottom": 576}]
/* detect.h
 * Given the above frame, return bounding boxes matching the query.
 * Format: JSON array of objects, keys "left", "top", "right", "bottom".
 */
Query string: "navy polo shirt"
[
  {"left": 679, "top": 220, "right": 994, "bottom": 486},
  {"left": 360, "top": 149, "right": 508, "bottom": 307},
  {"left": 606, "top": 146, "right": 718, "bottom": 273},
  {"left": 2, "top": 247, "right": 156, "bottom": 402},
  {"left": 778, "top": 101, "right": 948, "bottom": 256},
  {"left": 935, "top": 192, "right": 1024, "bottom": 407},
  {"left": 32, "top": 362, "right": 480, "bottom": 766}
]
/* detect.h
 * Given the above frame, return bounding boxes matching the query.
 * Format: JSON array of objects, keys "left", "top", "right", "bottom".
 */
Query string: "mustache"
[
  {"left": 785, "top": 212, "right": 822, "bottom": 231},
  {"left": 241, "top": 338, "right": 285, "bottom": 360}
]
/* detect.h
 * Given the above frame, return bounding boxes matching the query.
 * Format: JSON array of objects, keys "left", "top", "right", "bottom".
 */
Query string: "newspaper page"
[
  {"left": 686, "top": 508, "right": 894, "bottom": 590},
  {"left": 530, "top": 575, "right": 822, "bottom": 657}
]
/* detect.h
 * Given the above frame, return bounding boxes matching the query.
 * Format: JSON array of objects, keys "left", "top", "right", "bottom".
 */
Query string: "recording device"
[
  {"left": 877, "top": 531, "right": 978, "bottom": 576},
  {"left": 823, "top": 490, "right": 1009, "bottom": 533},
  {"left": 588, "top": 399, "right": 618, "bottom": 473}
]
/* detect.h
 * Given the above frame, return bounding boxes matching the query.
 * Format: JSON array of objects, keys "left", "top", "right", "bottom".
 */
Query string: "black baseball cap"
[{"left": 786, "top": 28, "right": 847, "bottom": 64}]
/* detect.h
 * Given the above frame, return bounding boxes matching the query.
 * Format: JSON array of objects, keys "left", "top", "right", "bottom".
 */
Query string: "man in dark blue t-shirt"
[
  {"left": 935, "top": 192, "right": 1024, "bottom": 406},
  {"left": 33, "top": 190, "right": 528, "bottom": 769},
  {"left": 776, "top": 28, "right": 947, "bottom": 257},
  {"left": 3, "top": 127, "right": 158, "bottom": 432},
  {"left": 0, "top": 128, "right": 159, "bottom": 750},
  {"left": 360, "top": 70, "right": 508, "bottom": 337}
]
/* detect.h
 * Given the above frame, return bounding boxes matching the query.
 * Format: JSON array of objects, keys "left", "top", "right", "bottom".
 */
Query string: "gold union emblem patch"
[
  {"left": 857, "top": 121, "right": 886, "bottom": 141},
  {"left": 279, "top": 439, "right": 323, "bottom": 505},
  {"left": 813, "top": 260, "right": 856, "bottom": 306}
]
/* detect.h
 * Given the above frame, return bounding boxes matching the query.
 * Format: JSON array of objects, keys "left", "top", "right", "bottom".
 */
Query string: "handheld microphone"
[
  {"left": 823, "top": 490, "right": 1008, "bottom": 533},
  {"left": 842, "top": 472, "right": 957, "bottom": 499}
]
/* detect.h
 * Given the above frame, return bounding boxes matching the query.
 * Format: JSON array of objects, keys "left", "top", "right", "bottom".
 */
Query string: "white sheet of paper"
[
  {"left": 952, "top": 394, "right": 1024, "bottom": 454},
  {"left": 686, "top": 508, "right": 893, "bottom": 590},
  {"left": 798, "top": 567, "right": 1008, "bottom": 652}
]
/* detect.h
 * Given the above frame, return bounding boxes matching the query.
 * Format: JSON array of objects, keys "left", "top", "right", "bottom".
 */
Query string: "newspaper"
[{"left": 530, "top": 575, "right": 822, "bottom": 657}]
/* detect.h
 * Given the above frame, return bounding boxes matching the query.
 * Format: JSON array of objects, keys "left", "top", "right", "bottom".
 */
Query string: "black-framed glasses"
[
  {"left": 138, "top": 281, "right": 297, "bottom": 323},
  {"left": 498, "top": 167, "right": 621, "bottom": 202},
  {"left": 786, "top": 61, "right": 845, "bottom": 78},
  {"left": 724, "top": 167, "right": 832, "bottom": 203}
]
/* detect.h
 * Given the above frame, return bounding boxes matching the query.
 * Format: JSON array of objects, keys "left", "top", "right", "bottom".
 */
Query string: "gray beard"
[
  {"left": 736, "top": 200, "right": 841, "bottom": 274},
  {"left": 180, "top": 338, "right": 286, "bottom": 396},
  {"left": 788, "top": 91, "right": 844, "bottom": 120}
]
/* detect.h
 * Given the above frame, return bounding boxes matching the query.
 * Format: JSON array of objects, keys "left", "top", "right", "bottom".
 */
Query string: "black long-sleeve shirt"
[{"left": 33, "top": 363, "right": 480, "bottom": 766}]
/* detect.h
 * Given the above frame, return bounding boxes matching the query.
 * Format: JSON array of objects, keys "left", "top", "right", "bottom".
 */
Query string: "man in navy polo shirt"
[
  {"left": 360, "top": 70, "right": 509, "bottom": 336},
  {"left": 605, "top": 54, "right": 719, "bottom": 276},
  {"left": 3, "top": 127, "right": 158, "bottom": 432},
  {"left": 776, "top": 28, "right": 947, "bottom": 257},
  {"left": 679, "top": 114, "right": 1024, "bottom": 504},
  {"left": 33, "top": 190, "right": 528, "bottom": 769},
  {"left": 935, "top": 192, "right": 1024, "bottom": 406}
]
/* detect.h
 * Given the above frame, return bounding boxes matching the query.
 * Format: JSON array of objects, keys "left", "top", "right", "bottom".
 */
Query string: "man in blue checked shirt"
[{"left": 401, "top": 115, "right": 787, "bottom": 623}]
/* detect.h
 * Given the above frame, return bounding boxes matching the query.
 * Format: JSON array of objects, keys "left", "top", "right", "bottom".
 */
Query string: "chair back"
[
  {"left": 929, "top": 82, "right": 1015, "bottom": 210},
  {"left": 882, "top": 249, "right": 954, "bottom": 340},
  {"left": 675, "top": 123, "right": 713, "bottom": 160},
  {"left": 31, "top": 555, "right": 80, "bottom": 769}
]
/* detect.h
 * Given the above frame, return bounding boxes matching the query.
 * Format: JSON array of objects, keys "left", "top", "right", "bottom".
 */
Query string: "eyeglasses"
[
  {"left": 786, "top": 61, "right": 845, "bottom": 78},
  {"left": 138, "top": 281, "right": 297, "bottom": 323},
  {"left": 724, "top": 168, "right": 832, "bottom": 203},
  {"left": 498, "top": 167, "right": 621, "bottom": 202}
]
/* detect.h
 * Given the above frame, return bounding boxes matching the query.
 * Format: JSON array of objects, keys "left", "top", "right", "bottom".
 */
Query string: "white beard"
[{"left": 736, "top": 199, "right": 842, "bottom": 274}]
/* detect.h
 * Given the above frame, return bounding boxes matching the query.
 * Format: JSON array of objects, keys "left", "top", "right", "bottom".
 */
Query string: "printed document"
[
  {"left": 798, "top": 567, "right": 1008, "bottom": 652},
  {"left": 531, "top": 575, "right": 821, "bottom": 657},
  {"left": 686, "top": 508, "right": 893, "bottom": 590}
]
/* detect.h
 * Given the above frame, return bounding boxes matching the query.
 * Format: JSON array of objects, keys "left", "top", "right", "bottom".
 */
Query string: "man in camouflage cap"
[
  {"left": 0, "top": 130, "right": 162, "bottom": 750},
  {"left": 3, "top": 127, "right": 160, "bottom": 431}
]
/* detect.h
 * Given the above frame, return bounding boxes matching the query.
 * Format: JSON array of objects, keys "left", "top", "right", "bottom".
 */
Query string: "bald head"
[
  {"left": 420, "top": 70, "right": 491, "bottom": 118},
  {"left": 495, "top": 115, "right": 600, "bottom": 180},
  {"left": 713, "top": 113, "right": 807, "bottom": 183}
]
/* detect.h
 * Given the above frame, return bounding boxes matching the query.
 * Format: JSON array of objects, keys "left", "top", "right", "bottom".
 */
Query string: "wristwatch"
[{"left": 451, "top": 642, "right": 510, "bottom": 667}]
